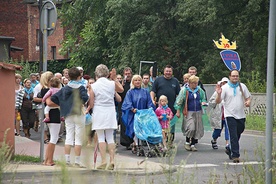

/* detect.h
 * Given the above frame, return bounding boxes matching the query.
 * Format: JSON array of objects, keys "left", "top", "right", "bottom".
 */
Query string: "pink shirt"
[
  {"left": 155, "top": 106, "right": 173, "bottom": 129},
  {"left": 42, "top": 87, "right": 60, "bottom": 103}
]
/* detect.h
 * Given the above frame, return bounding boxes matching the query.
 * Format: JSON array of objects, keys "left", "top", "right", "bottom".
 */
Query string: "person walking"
[
  {"left": 50, "top": 67, "right": 89, "bottom": 167},
  {"left": 188, "top": 66, "right": 207, "bottom": 102},
  {"left": 89, "top": 64, "right": 123, "bottom": 170},
  {"left": 122, "top": 74, "right": 155, "bottom": 153},
  {"left": 33, "top": 71, "right": 54, "bottom": 144},
  {"left": 149, "top": 66, "right": 156, "bottom": 84},
  {"left": 150, "top": 65, "right": 180, "bottom": 144},
  {"left": 39, "top": 72, "right": 62, "bottom": 166},
  {"left": 182, "top": 73, "right": 191, "bottom": 89},
  {"left": 30, "top": 73, "right": 39, "bottom": 89},
  {"left": 215, "top": 70, "right": 251, "bottom": 163},
  {"left": 141, "top": 73, "right": 152, "bottom": 92},
  {"left": 42, "top": 77, "right": 63, "bottom": 123},
  {"left": 119, "top": 67, "right": 133, "bottom": 150},
  {"left": 76, "top": 66, "right": 88, "bottom": 87},
  {"left": 15, "top": 73, "right": 24, "bottom": 136},
  {"left": 175, "top": 75, "right": 207, "bottom": 151},
  {"left": 16, "top": 79, "right": 36, "bottom": 138},
  {"left": 155, "top": 95, "right": 173, "bottom": 151},
  {"left": 208, "top": 77, "right": 230, "bottom": 149}
]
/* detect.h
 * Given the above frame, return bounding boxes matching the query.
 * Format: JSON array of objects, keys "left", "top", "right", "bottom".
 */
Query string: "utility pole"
[
  {"left": 265, "top": 0, "right": 276, "bottom": 183},
  {"left": 38, "top": 0, "right": 44, "bottom": 162},
  {"left": 39, "top": 0, "right": 57, "bottom": 161},
  {"left": 39, "top": 0, "right": 43, "bottom": 73}
]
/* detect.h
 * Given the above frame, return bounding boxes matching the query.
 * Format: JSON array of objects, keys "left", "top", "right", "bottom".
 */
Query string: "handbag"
[
  {"left": 182, "top": 90, "right": 189, "bottom": 117},
  {"left": 85, "top": 113, "right": 93, "bottom": 125}
]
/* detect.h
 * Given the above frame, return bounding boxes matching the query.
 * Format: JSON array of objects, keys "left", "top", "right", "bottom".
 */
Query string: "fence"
[{"left": 204, "top": 84, "right": 276, "bottom": 115}]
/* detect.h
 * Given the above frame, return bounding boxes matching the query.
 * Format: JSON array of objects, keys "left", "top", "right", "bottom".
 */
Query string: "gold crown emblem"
[{"left": 213, "top": 33, "right": 237, "bottom": 50}]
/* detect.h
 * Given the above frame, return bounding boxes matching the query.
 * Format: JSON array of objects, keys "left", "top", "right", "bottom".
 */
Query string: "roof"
[
  {"left": 10, "top": 46, "right": 24, "bottom": 52},
  {"left": 0, "top": 36, "right": 15, "bottom": 41},
  {"left": 0, "top": 62, "right": 23, "bottom": 71}
]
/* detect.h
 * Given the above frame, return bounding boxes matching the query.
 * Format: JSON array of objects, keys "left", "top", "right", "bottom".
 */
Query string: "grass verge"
[{"left": 12, "top": 154, "right": 40, "bottom": 163}]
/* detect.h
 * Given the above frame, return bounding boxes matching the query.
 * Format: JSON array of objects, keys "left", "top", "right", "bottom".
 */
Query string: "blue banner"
[{"left": 220, "top": 50, "right": 241, "bottom": 71}]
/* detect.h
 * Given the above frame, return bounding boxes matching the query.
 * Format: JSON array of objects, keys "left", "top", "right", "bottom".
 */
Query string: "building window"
[{"left": 51, "top": 46, "right": 56, "bottom": 60}]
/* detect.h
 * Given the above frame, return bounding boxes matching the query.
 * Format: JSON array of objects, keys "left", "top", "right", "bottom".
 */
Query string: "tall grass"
[
  {"left": 0, "top": 129, "right": 14, "bottom": 181},
  {"left": 246, "top": 114, "right": 276, "bottom": 132},
  {"left": 12, "top": 155, "right": 40, "bottom": 163}
]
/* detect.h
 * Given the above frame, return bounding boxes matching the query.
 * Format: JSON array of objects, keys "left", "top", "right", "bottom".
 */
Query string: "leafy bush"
[
  {"left": 245, "top": 70, "right": 276, "bottom": 93},
  {"left": 245, "top": 71, "right": 266, "bottom": 93},
  {"left": 7, "top": 58, "right": 69, "bottom": 78},
  {"left": 8, "top": 58, "right": 38, "bottom": 80}
]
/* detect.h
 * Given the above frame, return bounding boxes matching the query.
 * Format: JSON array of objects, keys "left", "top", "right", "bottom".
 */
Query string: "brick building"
[{"left": 0, "top": 0, "right": 68, "bottom": 62}]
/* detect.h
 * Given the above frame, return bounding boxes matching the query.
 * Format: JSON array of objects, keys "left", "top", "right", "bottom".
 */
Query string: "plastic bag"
[
  {"left": 85, "top": 113, "right": 93, "bottom": 125},
  {"left": 16, "top": 112, "right": 21, "bottom": 121},
  {"left": 134, "top": 108, "right": 162, "bottom": 144}
]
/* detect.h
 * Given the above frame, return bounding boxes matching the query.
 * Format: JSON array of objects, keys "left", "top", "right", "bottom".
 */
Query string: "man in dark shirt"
[
  {"left": 150, "top": 65, "right": 180, "bottom": 143},
  {"left": 119, "top": 67, "right": 133, "bottom": 149}
]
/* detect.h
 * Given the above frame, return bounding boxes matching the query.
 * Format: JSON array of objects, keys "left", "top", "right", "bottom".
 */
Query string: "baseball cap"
[
  {"left": 76, "top": 66, "right": 84, "bottom": 71},
  {"left": 220, "top": 77, "right": 229, "bottom": 83}
]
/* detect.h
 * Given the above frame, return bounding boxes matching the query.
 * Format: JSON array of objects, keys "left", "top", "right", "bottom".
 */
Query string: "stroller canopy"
[{"left": 134, "top": 108, "right": 163, "bottom": 144}]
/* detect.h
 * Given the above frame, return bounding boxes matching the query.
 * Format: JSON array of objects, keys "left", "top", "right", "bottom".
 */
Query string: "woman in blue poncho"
[{"left": 121, "top": 74, "right": 155, "bottom": 152}]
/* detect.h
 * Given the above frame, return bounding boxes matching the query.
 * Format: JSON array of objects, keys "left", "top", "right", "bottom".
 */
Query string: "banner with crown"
[
  {"left": 213, "top": 33, "right": 241, "bottom": 71},
  {"left": 219, "top": 50, "right": 241, "bottom": 71}
]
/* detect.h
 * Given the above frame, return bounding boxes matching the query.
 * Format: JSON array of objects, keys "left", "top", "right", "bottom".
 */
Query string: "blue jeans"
[
  {"left": 225, "top": 117, "right": 245, "bottom": 158},
  {"left": 212, "top": 120, "right": 229, "bottom": 141}
]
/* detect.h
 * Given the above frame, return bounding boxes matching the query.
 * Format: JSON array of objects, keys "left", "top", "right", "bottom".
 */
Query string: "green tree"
[
  {"left": 60, "top": 0, "right": 273, "bottom": 88},
  {"left": 60, "top": 0, "right": 109, "bottom": 75}
]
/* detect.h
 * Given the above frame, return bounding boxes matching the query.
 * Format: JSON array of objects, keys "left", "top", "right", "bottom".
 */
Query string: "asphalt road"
[{"left": 10, "top": 123, "right": 275, "bottom": 184}]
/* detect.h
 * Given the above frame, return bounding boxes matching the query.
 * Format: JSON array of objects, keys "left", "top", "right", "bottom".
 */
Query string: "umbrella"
[{"left": 93, "top": 143, "right": 98, "bottom": 169}]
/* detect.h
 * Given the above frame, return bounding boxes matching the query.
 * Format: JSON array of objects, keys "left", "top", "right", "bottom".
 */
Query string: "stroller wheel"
[
  {"left": 139, "top": 149, "right": 145, "bottom": 156},
  {"left": 132, "top": 146, "right": 137, "bottom": 154}
]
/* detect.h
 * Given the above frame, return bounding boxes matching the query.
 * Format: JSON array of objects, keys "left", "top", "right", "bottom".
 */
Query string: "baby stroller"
[{"left": 133, "top": 108, "right": 163, "bottom": 157}]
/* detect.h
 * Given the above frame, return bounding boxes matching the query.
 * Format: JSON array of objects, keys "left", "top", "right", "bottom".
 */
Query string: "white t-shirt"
[
  {"left": 91, "top": 77, "right": 117, "bottom": 130},
  {"left": 33, "top": 83, "right": 42, "bottom": 109},
  {"left": 92, "top": 77, "right": 115, "bottom": 107},
  {"left": 221, "top": 83, "right": 251, "bottom": 119}
]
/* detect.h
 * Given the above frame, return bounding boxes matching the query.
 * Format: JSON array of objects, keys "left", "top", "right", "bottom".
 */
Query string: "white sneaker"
[
  {"left": 184, "top": 142, "right": 191, "bottom": 151},
  {"left": 191, "top": 145, "right": 197, "bottom": 152}
]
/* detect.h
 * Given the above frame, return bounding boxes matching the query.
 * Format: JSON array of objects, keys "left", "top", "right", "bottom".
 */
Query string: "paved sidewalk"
[{"left": 5, "top": 136, "right": 174, "bottom": 176}]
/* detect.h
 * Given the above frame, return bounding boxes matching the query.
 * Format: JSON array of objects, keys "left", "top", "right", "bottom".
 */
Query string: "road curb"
[{"left": 4, "top": 164, "right": 177, "bottom": 177}]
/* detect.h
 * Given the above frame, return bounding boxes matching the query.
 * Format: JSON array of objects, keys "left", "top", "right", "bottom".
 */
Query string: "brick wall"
[
  {"left": 0, "top": 0, "right": 29, "bottom": 61},
  {"left": 0, "top": 0, "right": 67, "bottom": 61}
]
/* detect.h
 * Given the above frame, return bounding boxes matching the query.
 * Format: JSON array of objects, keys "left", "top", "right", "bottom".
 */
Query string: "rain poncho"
[{"left": 122, "top": 88, "right": 155, "bottom": 139}]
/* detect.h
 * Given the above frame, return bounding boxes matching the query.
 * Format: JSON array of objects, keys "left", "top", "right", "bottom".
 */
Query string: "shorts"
[{"left": 162, "top": 128, "right": 170, "bottom": 134}]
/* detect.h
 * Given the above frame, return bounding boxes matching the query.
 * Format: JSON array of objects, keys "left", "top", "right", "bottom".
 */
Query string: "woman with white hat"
[{"left": 208, "top": 77, "right": 230, "bottom": 150}]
